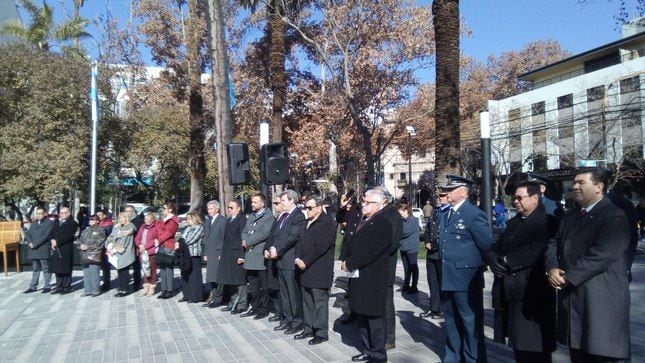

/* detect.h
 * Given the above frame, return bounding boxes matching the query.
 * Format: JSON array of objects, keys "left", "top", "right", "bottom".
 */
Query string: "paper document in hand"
[{"left": 346, "top": 269, "right": 359, "bottom": 278}]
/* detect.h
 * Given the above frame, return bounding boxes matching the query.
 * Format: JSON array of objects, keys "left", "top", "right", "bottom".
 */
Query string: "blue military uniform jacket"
[{"left": 438, "top": 200, "right": 493, "bottom": 292}]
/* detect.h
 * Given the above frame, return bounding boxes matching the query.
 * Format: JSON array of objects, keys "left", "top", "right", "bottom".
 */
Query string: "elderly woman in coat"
[
  {"left": 106, "top": 213, "right": 136, "bottom": 297},
  {"left": 135, "top": 212, "right": 159, "bottom": 297},
  {"left": 179, "top": 212, "right": 205, "bottom": 303}
]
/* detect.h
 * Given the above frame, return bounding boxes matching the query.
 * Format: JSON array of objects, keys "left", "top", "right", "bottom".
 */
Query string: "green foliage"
[{"left": 0, "top": 44, "right": 91, "bottom": 199}]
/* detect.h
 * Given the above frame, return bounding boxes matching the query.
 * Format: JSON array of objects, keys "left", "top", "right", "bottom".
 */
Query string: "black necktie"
[
  {"left": 579, "top": 209, "right": 587, "bottom": 217},
  {"left": 447, "top": 208, "right": 454, "bottom": 222}
]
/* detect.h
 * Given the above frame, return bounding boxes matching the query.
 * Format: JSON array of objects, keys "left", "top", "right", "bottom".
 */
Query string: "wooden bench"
[{"left": 0, "top": 221, "right": 22, "bottom": 276}]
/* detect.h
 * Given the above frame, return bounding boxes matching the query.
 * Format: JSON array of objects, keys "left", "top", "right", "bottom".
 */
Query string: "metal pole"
[
  {"left": 480, "top": 109, "right": 493, "bottom": 229},
  {"left": 89, "top": 61, "right": 99, "bottom": 215},
  {"left": 408, "top": 132, "right": 412, "bottom": 205},
  {"left": 260, "top": 119, "right": 270, "bottom": 200}
]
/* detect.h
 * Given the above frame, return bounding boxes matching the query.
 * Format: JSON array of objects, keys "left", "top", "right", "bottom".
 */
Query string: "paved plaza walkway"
[{"left": 0, "top": 250, "right": 643, "bottom": 362}]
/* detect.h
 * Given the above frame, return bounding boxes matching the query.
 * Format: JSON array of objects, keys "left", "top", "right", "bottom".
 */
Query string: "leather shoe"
[
  {"left": 405, "top": 287, "right": 419, "bottom": 294},
  {"left": 420, "top": 311, "right": 442, "bottom": 319},
  {"left": 240, "top": 310, "right": 256, "bottom": 318},
  {"left": 221, "top": 306, "right": 233, "bottom": 312},
  {"left": 178, "top": 297, "right": 187, "bottom": 303},
  {"left": 294, "top": 332, "right": 314, "bottom": 340},
  {"left": 61, "top": 288, "right": 71, "bottom": 295},
  {"left": 253, "top": 311, "right": 269, "bottom": 320},
  {"left": 23, "top": 288, "right": 37, "bottom": 294},
  {"left": 50, "top": 288, "right": 62, "bottom": 294},
  {"left": 268, "top": 315, "right": 281, "bottom": 322},
  {"left": 385, "top": 343, "right": 396, "bottom": 350},
  {"left": 231, "top": 308, "right": 246, "bottom": 315},
  {"left": 308, "top": 336, "right": 328, "bottom": 345},
  {"left": 351, "top": 353, "right": 370, "bottom": 362},
  {"left": 284, "top": 326, "right": 302, "bottom": 335},
  {"left": 157, "top": 291, "right": 167, "bottom": 299},
  {"left": 41, "top": 288, "right": 51, "bottom": 293},
  {"left": 204, "top": 301, "right": 221, "bottom": 309},
  {"left": 274, "top": 323, "right": 289, "bottom": 331}
]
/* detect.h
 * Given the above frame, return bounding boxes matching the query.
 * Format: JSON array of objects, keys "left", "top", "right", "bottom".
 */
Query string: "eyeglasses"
[
  {"left": 304, "top": 206, "right": 317, "bottom": 210},
  {"left": 361, "top": 200, "right": 379, "bottom": 205},
  {"left": 514, "top": 195, "right": 534, "bottom": 201}
]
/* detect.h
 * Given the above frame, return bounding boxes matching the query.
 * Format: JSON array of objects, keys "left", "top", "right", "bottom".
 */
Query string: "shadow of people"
[{"left": 397, "top": 310, "right": 445, "bottom": 360}]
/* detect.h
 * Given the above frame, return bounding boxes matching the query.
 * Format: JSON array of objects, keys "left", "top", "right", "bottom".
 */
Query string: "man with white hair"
[{"left": 342, "top": 188, "right": 394, "bottom": 362}]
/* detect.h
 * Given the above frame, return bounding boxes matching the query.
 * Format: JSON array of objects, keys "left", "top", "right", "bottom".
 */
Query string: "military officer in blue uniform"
[
  {"left": 526, "top": 173, "right": 563, "bottom": 219},
  {"left": 438, "top": 175, "right": 493, "bottom": 363}
]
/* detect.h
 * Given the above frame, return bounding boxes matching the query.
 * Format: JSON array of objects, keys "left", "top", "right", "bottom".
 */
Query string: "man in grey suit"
[
  {"left": 202, "top": 200, "right": 226, "bottom": 308},
  {"left": 240, "top": 193, "right": 275, "bottom": 320},
  {"left": 24, "top": 206, "right": 55, "bottom": 293}
]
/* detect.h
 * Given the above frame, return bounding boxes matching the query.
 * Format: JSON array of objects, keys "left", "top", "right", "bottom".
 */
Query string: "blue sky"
[{"left": 16, "top": 0, "right": 642, "bottom": 80}]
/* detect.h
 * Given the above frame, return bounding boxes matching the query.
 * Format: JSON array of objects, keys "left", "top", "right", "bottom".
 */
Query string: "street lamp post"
[
  {"left": 406, "top": 126, "right": 416, "bottom": 205},
  {"left": 480, "top": 110, "right": 493, "bottom": 229}
]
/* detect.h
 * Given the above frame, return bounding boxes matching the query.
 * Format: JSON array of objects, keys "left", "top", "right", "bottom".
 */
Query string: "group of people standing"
[{"left": 20, "top": 165, "right": 635, "bottom": 363}]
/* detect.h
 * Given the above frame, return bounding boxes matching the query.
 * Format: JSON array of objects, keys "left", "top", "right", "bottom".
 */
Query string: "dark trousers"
[
  {"left": 54, "top": 273, "right": 72, "bottom": 290},
  {"left": 278, "top": 268, "right": 302, "bottom": 327},
  {"left": 357, "top": 313, "right": 387, "bottom": 362},
  {"left": 301, "top": 286, "right": 329, "bottom": 339},
  {"left": 101, "top": 252, "right": 111, "bottom": 289},
  {"left": 132, "top": 257, "right": 142, "bottom": 290},
  {"left": 570, "top": 348, "right": 626, "bottom": 363},
  {"left": 247, "top": 269, "right": 269, "bottom": 313},
  {"left": 116, "top": 265, "right": 131, "bottom": 292},
  {"left": 181, "top": 257, "right": 204, "bottom": 301},
  {"left": 269, "top": 288, "right": 282, "bottom": 318},
  {"left": 514, "top": 350, "right": 552, "bottom": 363},
  {"left": 385, "top": 285, "right": 395, "bottom": 345},
  {"left": 441, "top": 288, "right": 485, "bottom": 363},
  {"left": 400, "top": 250, "right": 419, "bottom": 288},
  {"left": 426, "top": 258, "right": 441, "bottom": 313}
]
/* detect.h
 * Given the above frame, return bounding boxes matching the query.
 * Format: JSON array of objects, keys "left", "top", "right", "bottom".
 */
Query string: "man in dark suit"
[
  {"left": 488, "top": 182, "right": 556, "bottom": 362},
  {"left": 545, "top": 167, "right": 631, "bottom": 362},
  {"left": 342, "top": 188, "right": 393, "bottom": 362},
  {"left": 241, "top": 193, "right": 275, "bottom": 320},
  {"left": 216, "top": 200, "right": 248, "bottom": 313},
  {"left": 439, "top": 175, "right": 493, "bottom": 363},
  {"left": 24, "top": 206, "right": 55, "bottom": 293},
  {"left": 371, "top": 186, "right": 403, "bottom": 351},
  {"left": 202, "top": 200, "right": 226, "bottom": 308},
  {"left": 294, "top": 196, "right": 337, "bottom": 345},
  {"left": 421, "top": 190, "right": 449, "bottom": 319},
  {"left": 49, "top": 207, "right": 79, "bottom": 294},
  {"left": 264, "top": 190, "right": 306, "bottom": 334}
]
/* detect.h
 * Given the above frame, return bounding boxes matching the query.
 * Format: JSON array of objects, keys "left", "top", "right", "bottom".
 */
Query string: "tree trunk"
[
  {"left": 187, "top": 0, "right": 206, "bottom": 213},
  {"left": 269, "top": 0, "right": 286, "bottom": 143},
  {"left": 206, "top": 0, "right": 234, "bottom": 207},
  {"left": 433, "top": 0, "right": 461, "bottom": 181}
]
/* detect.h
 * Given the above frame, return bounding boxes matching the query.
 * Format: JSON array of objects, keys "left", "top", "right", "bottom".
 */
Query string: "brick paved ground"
[{"left": 0, "top": 250, "right": 643, "bottom": 362}]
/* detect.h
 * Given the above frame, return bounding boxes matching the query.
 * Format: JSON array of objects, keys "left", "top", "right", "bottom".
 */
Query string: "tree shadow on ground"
[{"left": 397, "top": 310, "right": 445, "bottom": 360}]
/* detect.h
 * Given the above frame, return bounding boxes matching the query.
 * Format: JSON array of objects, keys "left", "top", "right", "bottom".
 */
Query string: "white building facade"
[{"left": 488, "top": 23, "right": 645, "bottom": 189}]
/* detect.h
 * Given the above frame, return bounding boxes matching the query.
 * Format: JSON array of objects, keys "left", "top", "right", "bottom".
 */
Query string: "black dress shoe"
[
  {"left": 268, "top": 315, "right": 281, "bottom": 322},
  {"left": 294, "top": 332, "right": 314, "bottom": 340},
  {"left": 231, "top": 308, "right": 246, "bottom": 315},
  {"left": 240, "top": 310, "right": 257, "bottom": 318},
  {"left": 23, "top": 288, "right": 37, "bottom": 294},
  {"left": 157, "top": 291, "right": 167, "bottom": 299},
  {"left": 406, "top": 287, "right": 419, "bottom": 294},
  {"left": 274, "top": 323, "right": 289, "bottom": 331},
  {"left": 351, "top": 353, "right": 370, "bottom": 362},
  {"left": 41, "top": 288, "right": 51, "bottom": 293},
  {"left": 253, "top": 311, "right": 269, "bottom": 320},
  {"left": 61, "top": 288, "right": 71, "bottom": 294},
  {"left": 50, "top": 288, "right": 61, "bottom": 294},
  {"left": 221, "top": 306, "right": 233, "bottom": 312},
  {"left": 308, "top": 336, "right": 328, "bottom": 345},
  {"left": 284, "top": 326, "right": 302, "bottom": 335},
  {"left": 178, "top": 297, "right": 187, "bottom": 303},
  {"left": 420, "top": 311, "right": 443, "bottom": 319}
]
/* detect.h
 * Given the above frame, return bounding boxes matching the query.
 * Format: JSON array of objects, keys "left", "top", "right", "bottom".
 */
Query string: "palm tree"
[
  {"left": 433, "top": 0, "right": 461, "bottom": 180},
  {"left": 0, "top": 0, "right": 90, "bottom": 52}
]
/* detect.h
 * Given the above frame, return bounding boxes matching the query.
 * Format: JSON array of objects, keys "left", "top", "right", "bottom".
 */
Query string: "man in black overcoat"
[
  {"left": 488, "top": 183, "right": 556, "bottom": 363},
  {"left": 294, "top": 196, "right": 337, "bottom": 345},
  {"left": 342, "top": 188, "right": 393, "bottom": 363},
  {"left": 49, "top": 207, "right": 79, "bottom": 294},
  {"left": 545, "top": 167, "right": 631, "bottom": 362},
  {"left": 421, "top": 190, "right": 449, "bottom": 319},
  {"left": 202, "top": 200, "right": 226, "bottom": 308},
  {"left": 24, "top": 206, "right": 55, "bottom": 293},
  {"left": 216, "top": 200, "right": 248, "bottom": 313},
  {"left": 264, "top": 190, "right": 306, "bottom": 334}
]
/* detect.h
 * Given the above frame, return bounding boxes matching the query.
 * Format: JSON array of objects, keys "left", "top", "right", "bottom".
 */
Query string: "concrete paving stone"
[{"left": 178, "top": 352, "right": 195, "bottom": 362}]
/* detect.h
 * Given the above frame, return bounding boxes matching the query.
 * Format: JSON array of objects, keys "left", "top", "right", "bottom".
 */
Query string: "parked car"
[{"left": 411, "top": 207, "right": 426, "bottom": 233}]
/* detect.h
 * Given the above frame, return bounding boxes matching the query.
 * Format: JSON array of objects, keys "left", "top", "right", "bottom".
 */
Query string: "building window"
[
  {"left": 587, "top": 86, "right": 606, "bottom": 158},
  {"left": 587, "top": 85, "right": 605, "bottom": 102},
  {"left": 389, "top": 173, "right": 394, "bottom": 180},
  {"left": 557, "top": 94, "right": 573, "bottom": 109},
  {"left": 531, "top": 101, "right": 545, "bottom": 115},
  {"left": 400, "top": 172, "right": 406, "bottom": 180},
  {"left": 620, "top": 76, "right": 642, "bottom": 152},
  {"left": 584, "top": 51, "right": 620, "bottom": 73},
  {"left": 508, "top": 108, "right": 522, "bottom": 162},
  {"left": 532, "top": 101, "right": 546, "bottom": 155}
]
